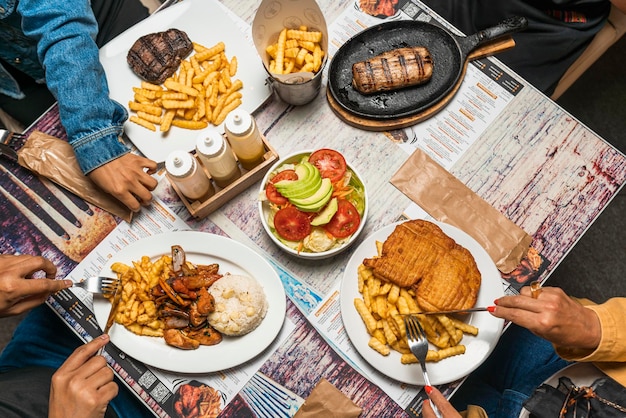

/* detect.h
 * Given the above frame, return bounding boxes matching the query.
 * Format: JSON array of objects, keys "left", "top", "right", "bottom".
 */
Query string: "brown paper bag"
[
  {"left": 17, "top": 131, "right": 133, "bottom": 222},
  {"left": 390, "top": 149, "right": 531, "bottom": 273},
  {"left": 294, "top": 379, "right": 362, "bottom": 418}
]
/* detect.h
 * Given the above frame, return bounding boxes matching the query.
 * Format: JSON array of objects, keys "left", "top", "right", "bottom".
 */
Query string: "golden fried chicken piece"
[
  {"left": 363, "top": 219, "right": 455, "bottom": 288},
  {"left": 363, "top": 219, "right": 482, "bottom": 312},
  {"left": 415, "top": 246, "right": 481, "bottom": 311}
]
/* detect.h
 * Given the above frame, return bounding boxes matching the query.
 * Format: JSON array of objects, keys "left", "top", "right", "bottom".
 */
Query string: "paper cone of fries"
[{"left": 252, "top": 0, "right": 328, "bottom": 105}]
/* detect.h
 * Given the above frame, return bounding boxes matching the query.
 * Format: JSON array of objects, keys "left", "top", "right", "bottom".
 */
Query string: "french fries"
[
  {"left": 127, "top": 40, "right": 243, "bottom": 133},
  {"left": 108, "top": 256, "right": 171, "bottom": 337},
  {"left": 266, "top": 25, "right": 325, "bottom": 75},
  {"left": 354, "top": 250, "right": 479, "bottom": 363}
]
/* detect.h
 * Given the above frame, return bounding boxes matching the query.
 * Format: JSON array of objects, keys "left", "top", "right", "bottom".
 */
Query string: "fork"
[
  {"left": 73, "top": 276, "right": 120, "bottom": 297},
  {"left": 404, "top": 315, "right": 443, "bottom": 418}
]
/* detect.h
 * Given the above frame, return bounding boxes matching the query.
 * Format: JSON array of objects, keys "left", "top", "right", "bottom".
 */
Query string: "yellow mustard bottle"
[
  {"left": 224, "top": 109, "right": 265, "bottom": 170},
  {"left": 165, "top": 150, "right": 214, "bottom": 201},
  {"left": 195, "top": 130, "right": 241, "bottom": 188}
]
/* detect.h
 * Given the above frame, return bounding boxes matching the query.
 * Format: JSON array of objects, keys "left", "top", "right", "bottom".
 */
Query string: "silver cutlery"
[
  {"left": 404, "top": 315, "right": 443, "bottom": 418},
  {"left": 74, "top": 276, "right": 120, "bottom": 297},
  {"left": 401, "top": 306, "right": 495, "bottom": 316}
]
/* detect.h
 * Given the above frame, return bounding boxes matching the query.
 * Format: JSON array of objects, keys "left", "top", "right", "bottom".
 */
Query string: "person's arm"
[
  {"left": 557, "top": 297, "right": 626, "bottom": 362},
  {"left": 17, "top": 0, "right": 158, "bottom": 211},
  {"left": 492, "top": 286, "right": 602, "bottom": 353},
  {"left": 422, "top": 386, "right": 464, "bottom": 418},
  {"left": 49, "top": 335, "right": 118, "bottom": 418},
  {"left": 611, "top": 0, "right": 626, "bottom": 14},
  {"left": 0, "top": 254, "right": 71, "bottom": 317}
]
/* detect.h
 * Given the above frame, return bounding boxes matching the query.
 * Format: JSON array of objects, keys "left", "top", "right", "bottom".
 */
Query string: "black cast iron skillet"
[{"left": 327, "top": 16, "right": 528, "bottom": 120}]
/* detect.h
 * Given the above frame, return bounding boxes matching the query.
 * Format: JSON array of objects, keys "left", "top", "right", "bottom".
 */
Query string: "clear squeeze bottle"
[
  {"left": 195, "top": 130, "right": 241, "bottom": 188},
  {"left": 224, "top": 109, "right": 265, "bottom": 170},
  {"left": 165, "top": 150, "right": 214, "bottom": 201}
]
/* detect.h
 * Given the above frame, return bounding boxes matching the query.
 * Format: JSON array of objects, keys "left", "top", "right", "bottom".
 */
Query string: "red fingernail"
[
  {"left": 487, "top": 306, "right": 496, "bottom": 313},
  {"left": 425, "top": 385, "right": 433, "bottom": 394},
  {"left": 494, "top": 298, "right": 500, "bottom": 305}
]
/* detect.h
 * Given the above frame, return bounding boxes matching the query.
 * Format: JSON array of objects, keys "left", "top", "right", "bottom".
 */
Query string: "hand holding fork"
[{"left": 404, "top": 315, "right": 444, "bottom": 418}]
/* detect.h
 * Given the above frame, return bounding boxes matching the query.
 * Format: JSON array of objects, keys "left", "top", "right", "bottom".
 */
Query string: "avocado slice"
[
  {"left": 311, "top": 197, "right": 338, "bottom": 226},
  {"left": 292, "top": 178, "right": 333, "bottom": 212},
  {"left": 274, "top": 162, "right": 322, "bottom": 199}
]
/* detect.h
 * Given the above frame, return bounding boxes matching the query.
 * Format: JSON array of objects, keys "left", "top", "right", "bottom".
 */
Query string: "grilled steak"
[
  {"left": 127, "top": 28, "right": 193, "bottom": 84},
  {"left": 352, "top": 46, "right": 433, "bottom": 94}
]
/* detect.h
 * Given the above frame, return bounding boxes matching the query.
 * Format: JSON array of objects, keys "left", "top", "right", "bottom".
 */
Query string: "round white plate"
[
  {"left": 518, "top": 362, "right": 604, "bottom": 417},
  {"left": 93, "top": 231, "right": 286, "bottom": 373},
  {"left": 340, "top": 220, "right": 505, "bottom": 385},
  {"left": 98, "top": 0, "right": 271, "bottom": 162}
]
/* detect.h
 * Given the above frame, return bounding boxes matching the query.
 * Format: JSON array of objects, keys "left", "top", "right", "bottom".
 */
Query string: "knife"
[
  {"left": 102, "top": 286, "right": 123, "bottom": 335},
  {"left": 402, "top": 306, "right": 495, "bottom": 316}
]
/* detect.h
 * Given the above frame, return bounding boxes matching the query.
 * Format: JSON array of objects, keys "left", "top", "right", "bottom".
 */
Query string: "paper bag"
[
  {"left": 390, "top": 149, "right": 531, "bottom": 273},
  {"left": 294, "top": 379, "right": 362, "bottom": 418},
  {"left": 17, "top": 131, "right": 133, "bottom": 222}
]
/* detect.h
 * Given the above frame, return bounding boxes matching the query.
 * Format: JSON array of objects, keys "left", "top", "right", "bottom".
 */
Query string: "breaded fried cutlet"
[
  {"left": 362, "top": 219, "right": 482, "bottom": 311},
  {"left": 415, "top": 246, "right": 481, "bottom": 311},
  {"left": 362, "top": 219, "right": 455, "bottom": 288}
]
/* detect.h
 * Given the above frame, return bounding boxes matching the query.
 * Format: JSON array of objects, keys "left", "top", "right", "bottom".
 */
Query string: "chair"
[{"left": 551, "top": 4, "right": 626, "bottom": 100}]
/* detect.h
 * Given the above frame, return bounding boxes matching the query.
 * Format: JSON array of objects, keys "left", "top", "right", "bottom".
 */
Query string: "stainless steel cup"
[{"left": 266, "top": 63, "right": 325, "bottom": 106}]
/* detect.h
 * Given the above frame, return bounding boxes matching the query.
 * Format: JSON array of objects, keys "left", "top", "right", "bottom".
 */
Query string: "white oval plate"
[
  {"left": 340, "top": 219, "right": 505, "bottom": 385},
  {"left": 99, "top": 0, "right": 271, "bottom": 162},
  {"left": 94, "top": 231, "right": 286, "bottom": 373}
]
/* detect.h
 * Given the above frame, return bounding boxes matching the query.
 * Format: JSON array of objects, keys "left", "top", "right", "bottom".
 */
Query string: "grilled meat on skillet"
[
  {"left": 126, "top": 28, "right": 193, "bottom": 84},
  {"left": 352, "top": 46, "right": 433, "bottom": 94}
]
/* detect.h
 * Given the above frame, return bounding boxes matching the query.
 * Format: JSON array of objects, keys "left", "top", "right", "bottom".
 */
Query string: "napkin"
[
  {"left": 16, "top": 131, "right": 133, "bottom": 222},
  {"left": 390, "top": 149, "right": 532, "bottom": 273},
  {"left": 293, "top": 379, "right": 362, "bottom": 418}
]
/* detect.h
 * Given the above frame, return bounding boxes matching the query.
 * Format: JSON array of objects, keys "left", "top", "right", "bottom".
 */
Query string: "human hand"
[
  {"left": 492, "top": 285, "right": 601, "bottom": 351},
  {"left": 88, "top": 153, "right": 158, "bottom": 212},
  {"left": 423, "top": 386, "right": 462, "bottom": 418},
  {"left": 49, "top": 334, "right": 118, "bottom": 418},
  {"left": 0, "top": 254, "right": 71, "bottom": 317}
]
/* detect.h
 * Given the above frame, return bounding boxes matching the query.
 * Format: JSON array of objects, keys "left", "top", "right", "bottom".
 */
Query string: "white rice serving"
[{"left": 208, "top": 274, "right": 268, "bottom": 336}]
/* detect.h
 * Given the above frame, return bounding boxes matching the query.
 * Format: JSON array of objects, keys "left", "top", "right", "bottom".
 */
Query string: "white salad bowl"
[{"left": 258, "top": 149, "right": 368, "bottom": 260}]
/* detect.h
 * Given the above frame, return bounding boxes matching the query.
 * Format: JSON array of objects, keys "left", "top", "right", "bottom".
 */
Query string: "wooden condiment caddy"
[{"left": 168, "top": 133, "right": 278, "bottom": 219}]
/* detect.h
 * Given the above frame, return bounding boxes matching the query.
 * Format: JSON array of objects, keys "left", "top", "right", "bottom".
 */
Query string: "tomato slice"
[
  {"left": 273, "top": 206, "right": 312, "bottom": 241},
  {"left": 324, "top": 199, "right": 360, "bottom": 238},
  {"left": 266, "top": 169, "right": 298, "bottom": 205},
  {"left": 309, "top": 149, "right": 347, "bottom": 184}
]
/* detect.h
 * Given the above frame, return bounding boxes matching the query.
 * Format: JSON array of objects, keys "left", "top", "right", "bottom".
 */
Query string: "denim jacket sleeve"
[{"left": 16, "top": 0, "right": 130, "bottom": 174}]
